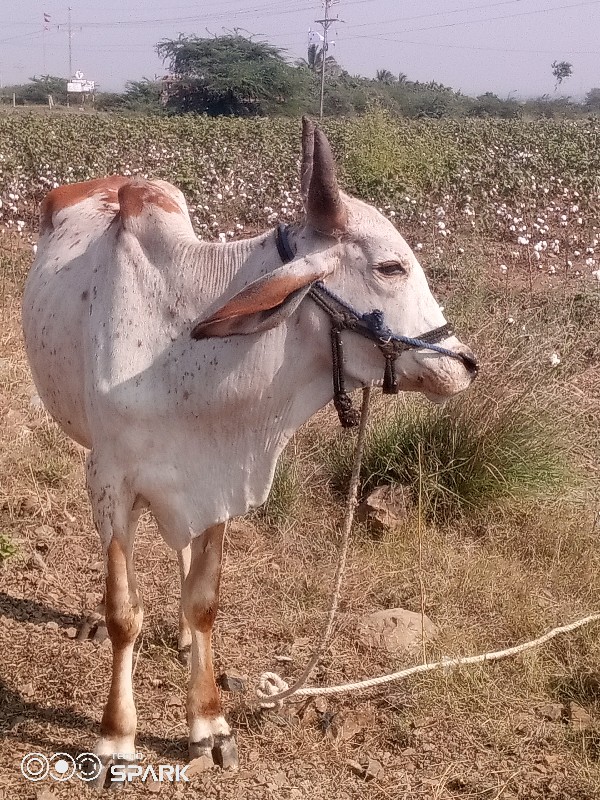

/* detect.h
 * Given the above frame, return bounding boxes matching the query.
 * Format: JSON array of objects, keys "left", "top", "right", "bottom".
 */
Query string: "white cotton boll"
[
  {"left": 507, "top": 317, "right": 515, "bottom": 324},
  {"left": 549, "top": 353, "right": 561, "bottom": 367},
  {"left": 585, "top": 257, "right": 596, "bottom": 267},
  {"left": 548, "top": 265, "right": 556, "bottom": 275},
  {"left": 574, "top": 250, "right": 581, "bottom": 257},
  {"left": 517, "top": 236, "right": 529, "bottom": 245},
  {"left": 592, "top": 270, "right": 600, "bottom": 281},
  {"left": 415, "top": 243, "right": 423, "bottom": 251},
  {"left": 437, "top": 221, "right": 446, "bottom": 230},
  {"left": 499, "top": 264, "right": 508, "bottom": 274},
  {"left": 218, "top": 233, "right": 227, "bottom": 243}
]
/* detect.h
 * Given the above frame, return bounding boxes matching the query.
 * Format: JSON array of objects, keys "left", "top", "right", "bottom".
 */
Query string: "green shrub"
[
  {"left": 0, "top": 532, "right": 16, "bottom": 563},
  {"left": 326, "top": 392, "right": 573, "bottom": 525}
]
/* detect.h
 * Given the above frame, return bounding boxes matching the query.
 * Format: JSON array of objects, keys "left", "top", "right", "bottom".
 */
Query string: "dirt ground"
[{"left": 2, "top": 225, "right": 600, "bottom": 800}]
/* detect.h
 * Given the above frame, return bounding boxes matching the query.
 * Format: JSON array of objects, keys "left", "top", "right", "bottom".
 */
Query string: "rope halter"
[{"left": 275, "top": 224, "right": 479, "bottom": 427}]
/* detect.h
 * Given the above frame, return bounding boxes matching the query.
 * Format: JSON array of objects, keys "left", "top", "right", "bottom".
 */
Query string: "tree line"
[{"left": 2, "top": 35, "right": 599, "bottom": 120}]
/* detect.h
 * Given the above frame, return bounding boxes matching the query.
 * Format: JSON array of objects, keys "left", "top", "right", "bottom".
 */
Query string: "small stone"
[
  {"left": 46, "top": 621, "right": 59, "bottom": 632},
  {"left": 23, "top": 682, "right": 35, "bottom": 698},
  {"left": 365, "top": 759, "right": 384, "bottom": 780},
  {"left": 35, "top": 523, "right": 55, "bottom": 538},
  {"left": 314, "top": 696, "right": 328, "bottom": 713},
  {"left": 186, "top": 755, "right": 215, "bottom": 775},
  {"left": 569, "top": 701, "right": 593, "bottom": 731},
  {"left": 89, "top": 560, "right": 103, "bottom": 572},
  {"left": 358, "top": 609, "right": 437, "bottom": 655},
  {"left": 346, "top": 759, "right": 365, "bottom": 777},
  {"left": 356, "top": 485, "right": 410, "bottom": 533},
  {"left": 29, "top": 551, "right": 47, "bottom": 571},
  {"left": 330, "top": 712, "right": 371, "bottom": 741},
  {"left": 166, "top": 693, "right": 182, "bottom": 707},
  {"left": 218, "top": 671, "right": 247, "bottom": 693},
  {"left": 65, "top": 627, "right": 78, "bottom": 639}
]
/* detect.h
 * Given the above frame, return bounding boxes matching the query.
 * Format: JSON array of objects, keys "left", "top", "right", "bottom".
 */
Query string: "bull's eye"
[{"left": 376, "top": 261, "right": 407, "bottom": 277}]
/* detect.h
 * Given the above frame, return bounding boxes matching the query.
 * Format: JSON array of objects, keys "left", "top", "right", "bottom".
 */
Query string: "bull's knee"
[
  {"left": 105, "top": 602, "right": 143, "bottom": 647},
  {"left": 183, "top": 598, "right": 218, "bottom": 634}
]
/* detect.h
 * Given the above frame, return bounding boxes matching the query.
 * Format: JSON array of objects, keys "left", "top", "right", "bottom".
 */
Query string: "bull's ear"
[
  {"left": 305, "top": 126, "right": 348, "bottom": 236},
  {"left": 191, "top": 260, "right": 330, "bottom": 339}
]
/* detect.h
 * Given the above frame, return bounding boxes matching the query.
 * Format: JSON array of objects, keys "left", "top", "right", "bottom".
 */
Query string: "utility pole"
[
  {"left": 315, "top": 0, "right": 339, "bottom": 119},
  {"left": 68, "top": 6, "right": 73, "bottom": 78}
]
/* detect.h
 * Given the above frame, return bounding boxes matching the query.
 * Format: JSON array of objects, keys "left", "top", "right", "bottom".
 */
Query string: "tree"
[
  {"left": 297, "top": 44, "right": 340, "bottom": 76},
  {"left": 551, "top": 60, "right": 572, "bottom": 91},
  {"left": 0, "top": 75, "right": 68, "bottom": 105},
  {"left": 585, "top": 88, "right": 600, "bottom": 112},
  {"left": 156, "top": 34, "right": 309, "bottom": 115},
  {"left": 376, "top": 69, "right": 396, "bottom": 85}
]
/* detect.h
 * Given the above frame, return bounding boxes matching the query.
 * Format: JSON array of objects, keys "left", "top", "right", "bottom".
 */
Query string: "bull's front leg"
[{"left": 182, "top": 523, "right": 238, "bottom": 769}]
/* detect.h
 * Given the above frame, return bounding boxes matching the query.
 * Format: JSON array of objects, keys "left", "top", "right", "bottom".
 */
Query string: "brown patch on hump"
[
  {"left": 118, "top": 180, "right": 183, "bottom": 221},
  {"left": 40, "top": 175, "right": 128, "bottom": 235}
]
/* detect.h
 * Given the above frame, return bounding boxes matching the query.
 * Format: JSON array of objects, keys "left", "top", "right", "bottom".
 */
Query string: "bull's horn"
[{"left": 307, "top": 127, "right": 348, "bottom": 235}]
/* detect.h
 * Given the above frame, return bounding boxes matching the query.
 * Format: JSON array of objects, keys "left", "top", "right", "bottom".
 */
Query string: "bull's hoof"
[
  {"left": 212, "top": 733, "right": 239, "bottom": 770},
  {"left": 90, "top": 754, "right": 120, "bottom": 791},
  {"left": 188, "top": 733, "right": 239, "bottom": 771}
]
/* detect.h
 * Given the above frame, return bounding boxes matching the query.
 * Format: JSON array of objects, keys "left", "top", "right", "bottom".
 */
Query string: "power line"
[
  {"left": 346, "top": 0, "right": 600, "bottom": 40},
  {"left": 361, "top": 37, "right": 600, "bottom": 57},
  {"left": 344, "top": 0, "right": 535, "bottom": 31}
]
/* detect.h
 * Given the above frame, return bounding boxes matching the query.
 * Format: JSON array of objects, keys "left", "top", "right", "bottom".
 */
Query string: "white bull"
[{"left": 22, "top": 118, "right": 477, "bottom": 782}]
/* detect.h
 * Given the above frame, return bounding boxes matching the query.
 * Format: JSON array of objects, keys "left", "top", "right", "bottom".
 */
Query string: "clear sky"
[{"left": 2, "top": 0, "right": 600, "bottom": 99}]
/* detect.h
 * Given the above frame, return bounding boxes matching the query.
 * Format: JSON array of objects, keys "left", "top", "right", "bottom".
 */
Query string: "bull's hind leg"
[
  {"left": 87, "top": 457, "right": 143, "bottom": 786},
  {"left": 182, "top": 523, "right": 238, "bottom": 769}
]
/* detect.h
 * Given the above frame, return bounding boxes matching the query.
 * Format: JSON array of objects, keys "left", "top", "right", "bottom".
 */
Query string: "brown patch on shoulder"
[
  {"left": 40, "top": 175, "right": 128, "bottom": 235},
  {"left": 118, "top": 181, "right": 183, "bottom": 221}
]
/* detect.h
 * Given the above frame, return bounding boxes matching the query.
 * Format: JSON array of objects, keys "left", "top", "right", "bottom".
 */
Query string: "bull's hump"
[
  {"left": 118, "top": 180, "right": 186, "bottom": 224},
  {"left": 40, "top": 175, "right": 128, "bottom": 234}
]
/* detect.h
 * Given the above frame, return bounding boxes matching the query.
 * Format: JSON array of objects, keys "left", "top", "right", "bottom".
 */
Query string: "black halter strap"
[{"left": 275, "top": 224, "right": 476, "bottom": 427}]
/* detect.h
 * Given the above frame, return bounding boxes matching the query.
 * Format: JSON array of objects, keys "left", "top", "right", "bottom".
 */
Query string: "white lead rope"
[
  {"left": 257, "top": 386, "right": 372, "bottom": 709},
  {"left": 255, "top": 387, "right": 600, "bottom": 709},
  {"left": 257, "top": 613, "right": 600, "bottom": 705}
]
